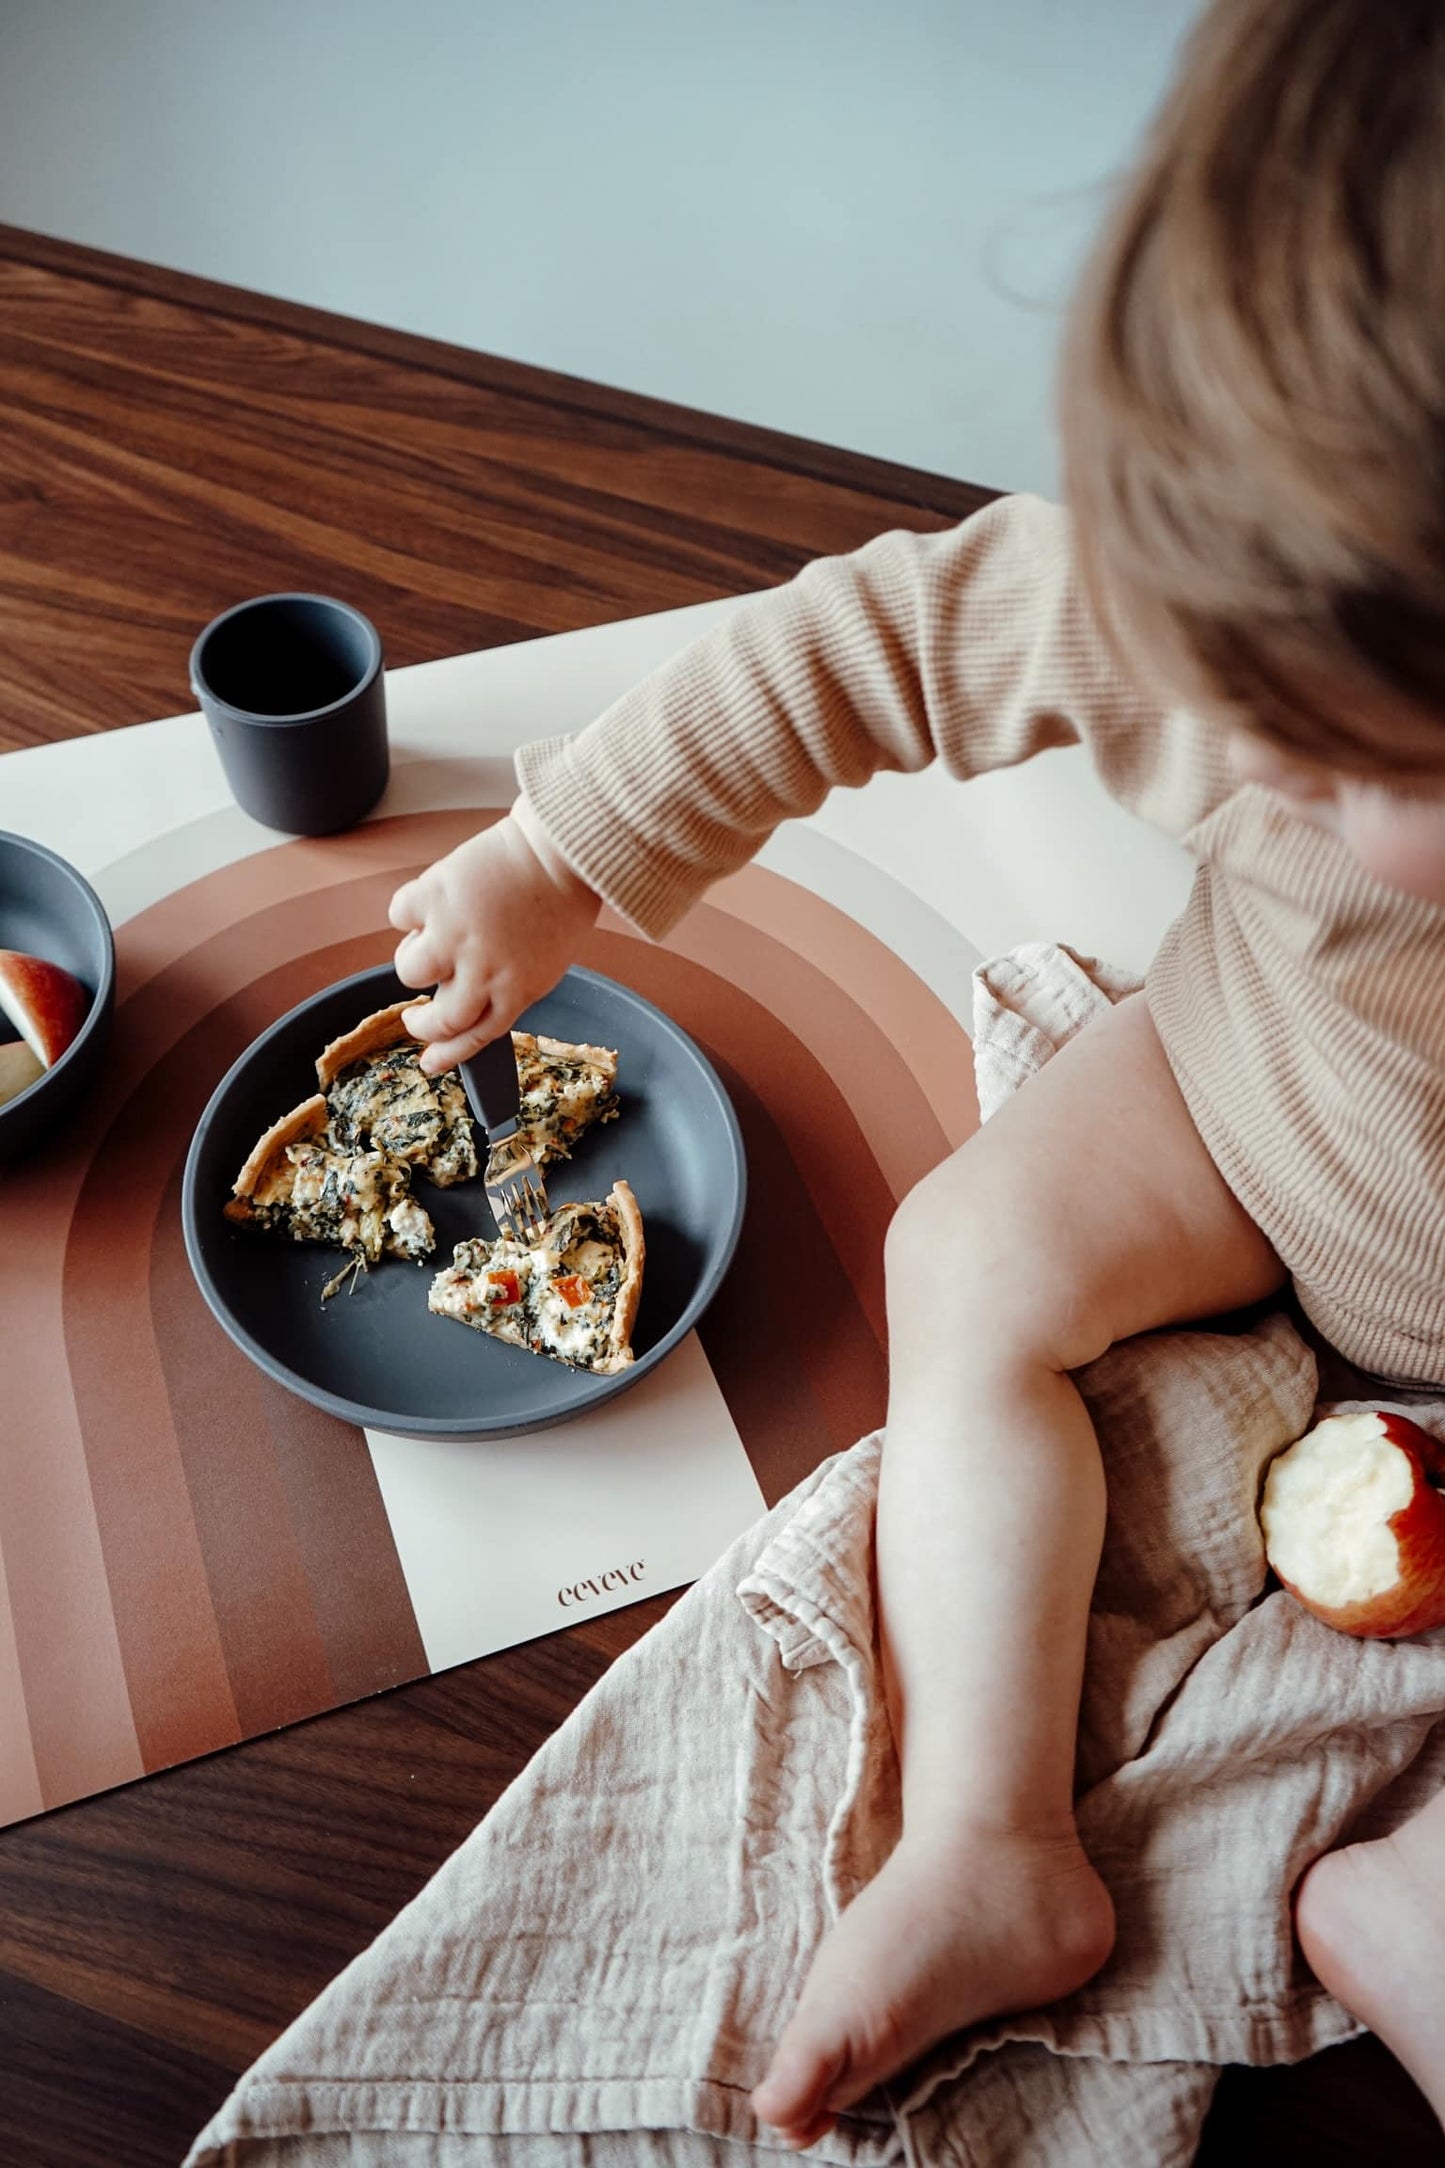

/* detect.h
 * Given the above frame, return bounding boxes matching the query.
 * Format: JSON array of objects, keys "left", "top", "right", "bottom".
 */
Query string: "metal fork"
[{"left": 457, "top": 1033, "right": 550, "bottom": 1245}]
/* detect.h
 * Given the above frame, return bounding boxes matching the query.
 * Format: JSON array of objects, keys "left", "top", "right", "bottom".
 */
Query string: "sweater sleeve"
[{"left": 515, "top": 491, "right": 1226, "bottom": 937}]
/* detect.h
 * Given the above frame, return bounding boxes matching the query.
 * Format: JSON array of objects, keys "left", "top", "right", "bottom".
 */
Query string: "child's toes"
[
  {"left": 752, "top": 1958, "right": 911, "bottom": 2141},
  {"left": 751, "top": 2021, "right": 851, "bottom": 2142},
  {"left": 752, "top": 1827, "right": 1115, "bottom": 2144}
]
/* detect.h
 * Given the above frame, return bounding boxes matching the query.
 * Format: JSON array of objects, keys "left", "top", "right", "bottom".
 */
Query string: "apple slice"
[
  {"left": 0, "top": 1038, "right": 44, "bottom": 1109},
  {"left": 1260, "top": 1409, "right": 1445, "bottom": 1639},
  {"left": 0, "top": 949, "right": 88, "bottom": 1068}
]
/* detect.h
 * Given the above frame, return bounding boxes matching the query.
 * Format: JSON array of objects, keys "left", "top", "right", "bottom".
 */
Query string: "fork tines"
[{"left": 485, "top": 1139, "right": 549, "bottom": 1247}]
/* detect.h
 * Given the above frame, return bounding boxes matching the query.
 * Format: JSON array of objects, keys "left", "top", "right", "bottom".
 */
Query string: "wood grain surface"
[{"left": 0, "top": 223, "right": 1438, "bottom": 2167}]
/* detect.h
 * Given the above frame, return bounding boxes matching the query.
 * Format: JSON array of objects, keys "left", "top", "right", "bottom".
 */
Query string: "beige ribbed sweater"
[{"left": 518, "top": 492, "right": 1445, "bottom": 1388}]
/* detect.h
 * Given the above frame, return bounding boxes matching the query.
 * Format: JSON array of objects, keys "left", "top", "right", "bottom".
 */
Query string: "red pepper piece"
[
  {"left": 553, "top": 1273, "right": 591, "bottom": 1309},
  {"left": 487, "top": 1269, "right": 522, "bottom": 1305}
]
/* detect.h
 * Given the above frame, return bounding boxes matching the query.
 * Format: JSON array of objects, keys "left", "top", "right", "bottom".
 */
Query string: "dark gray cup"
[{"left": 190, "top": 593, "right": 389, "bottom": 835}]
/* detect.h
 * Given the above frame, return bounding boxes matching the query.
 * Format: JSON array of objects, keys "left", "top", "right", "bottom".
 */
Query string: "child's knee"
[{"left": 885, "top": 1150, "right": 1066, "bottom": 1360}]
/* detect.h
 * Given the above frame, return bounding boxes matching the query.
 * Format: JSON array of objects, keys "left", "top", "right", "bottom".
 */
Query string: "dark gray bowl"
[
  {"left": 181, "top": 963, "right": 747, "bottom": 1438},
  {"left": 0, "top": 830, "right": 116, "bottom": 1163}
]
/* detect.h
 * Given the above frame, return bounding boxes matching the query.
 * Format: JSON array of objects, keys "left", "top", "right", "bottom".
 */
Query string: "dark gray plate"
[{"left": 181, "top": 963, "right": 746, "bottom": 1439}]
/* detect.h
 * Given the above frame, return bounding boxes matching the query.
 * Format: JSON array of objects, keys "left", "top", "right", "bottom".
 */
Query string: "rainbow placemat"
[{"left": 0, "top": 793, "right": 978, "bottom": 1826}]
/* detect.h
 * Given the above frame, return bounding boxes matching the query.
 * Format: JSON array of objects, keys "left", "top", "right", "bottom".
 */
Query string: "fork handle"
[{"left": 458, "top": 1032, "right": 521, "bottom": 1141}]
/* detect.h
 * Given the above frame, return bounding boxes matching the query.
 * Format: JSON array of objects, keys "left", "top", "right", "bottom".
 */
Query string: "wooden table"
[{"left": 0, "top": 223, "right": 1438, "bottom": 2168}]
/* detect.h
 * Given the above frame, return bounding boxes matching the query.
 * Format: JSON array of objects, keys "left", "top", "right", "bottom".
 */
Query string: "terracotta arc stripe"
[
  {"left": 0, "top": 1140, "right": 144, "bottom": 1811},
  {"left": 113, "top": 806, "right": 497, "bottom": 1004},
  {"left": 148, "top": 1157, "right": 341, "bottom": 1743},
  {"left": 119, "top": 877, "right": 891, "bottom": 1550},
  {"left": 709, "top": 861, "right": 978, "bottom": 1153},
  {"left": 64, "top": 1083, "right": 242, "bottom": 1771},
  {"left": 659, "top": 901, "right": 955, "bottom": 1204},
  {"left": 79, "top": 841, "right": 931, "bottom": 1673},
  {"left": 0, "top": 861, "right": 434, "bottom": 1795},
  {"left": 257, "top": 1376, "right": 428, "bottom": 1705},
  {"left": 585, "top": 928, "right": 892, "bottom": 1448},
  {"left": 0, "top": 1534, "right": 43, "bottom": 1824},
  {"left": 590, "top": 922, "right": 902, "bottom": 1344},
  {"left": 67, "top": 934, "right": 427, "bottom": 1766},
  {"left": 150, "top": 955, "right": 425, "bottom": 1719},
  {"left": 267, "top": 921, "right": 872, "bottom": 1577},
  {"left": 692, "top": 1051, "right": 888, "bottom": 1503}
]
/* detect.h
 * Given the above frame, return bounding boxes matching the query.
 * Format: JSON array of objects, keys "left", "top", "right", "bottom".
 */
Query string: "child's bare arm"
[{"left": 387, "top": 798, "right": 600, "bottom": 1073}]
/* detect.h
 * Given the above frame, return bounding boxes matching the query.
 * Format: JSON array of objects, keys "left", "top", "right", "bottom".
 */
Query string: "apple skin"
[
  {"left": 1261, "top": 1410, "right": 1445, "bottom": 1639},
  {"left": 0, "top": 949, "right": 89, "bottom": 1068}
]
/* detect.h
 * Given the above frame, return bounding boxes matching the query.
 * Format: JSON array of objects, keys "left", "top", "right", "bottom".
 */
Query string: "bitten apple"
[
  {"left": 0, "top": 1038, "right": 43, "bottom": 1109},
  {"left": 1260, "top": 1410, "right": 1445, "bottom": 1638},
  {"left": 0, "top": 949, "right": 88, "bottom": 1068}
]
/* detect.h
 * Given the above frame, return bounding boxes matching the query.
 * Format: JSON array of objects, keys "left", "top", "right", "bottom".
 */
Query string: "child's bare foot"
[
  {"left": 750, "top": 1824, "right": 1115, "bottom": 2150},
  {"left": 1296, "top": 1785, "right": 1445, "bottom": 2128}
]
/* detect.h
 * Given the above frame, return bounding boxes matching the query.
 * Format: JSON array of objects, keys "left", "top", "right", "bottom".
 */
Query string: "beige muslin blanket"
[{"left": 187, "top": 946, "right": 1445, "bottom": 2168}]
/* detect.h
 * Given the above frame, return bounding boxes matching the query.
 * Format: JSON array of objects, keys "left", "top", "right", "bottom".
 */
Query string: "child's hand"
[{"left": 386, "top": 802, "right": 600, "bottom": 1074}]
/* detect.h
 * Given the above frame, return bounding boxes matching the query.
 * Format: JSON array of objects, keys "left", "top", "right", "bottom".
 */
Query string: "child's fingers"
[
  {"left": 402, "top": 982, "right": 489, "bottom": 1046},
  {"left": 400, "top": 996, "right": 447, "bottom": 1044},
  {"left": 414, "top": 1018, "right": 503, "bottom": 1076},
  {"left": 402, "top": 984, "right": 502, "bottom": 1073},
  {"left": 393, "top": 927, "right": 444, "bottom": 990},
  {"left": 407, "top": 984, "right": 491, "bottom": 1040},
  {"left": 386, "top": 878, "right": 426, "bottom": 933}
]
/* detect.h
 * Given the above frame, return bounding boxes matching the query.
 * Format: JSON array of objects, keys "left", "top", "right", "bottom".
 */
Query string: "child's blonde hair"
[{"left": 1063, "top": 0, "right": 1445, "bottom": 774}]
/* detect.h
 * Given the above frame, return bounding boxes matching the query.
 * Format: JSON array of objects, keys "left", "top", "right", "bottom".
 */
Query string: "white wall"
[{"left": 0, "top": 0, "right": 1199, "bottom": 495}]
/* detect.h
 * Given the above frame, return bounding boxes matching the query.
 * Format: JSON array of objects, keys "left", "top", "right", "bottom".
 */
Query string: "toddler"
[{"left": 389, "top": 0, "right": 1445, "bottom": 2145}]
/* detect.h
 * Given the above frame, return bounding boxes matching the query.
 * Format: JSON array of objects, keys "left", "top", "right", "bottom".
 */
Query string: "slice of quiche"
[
  {"left": 316, "top": 1003, "right": 478, "bottom": 1186},
  {"left": 316, "top": 1003, "right": 619, "bottom": 1176},
  {"left": 224, "top": 1093, "right": 436, "bottom": 1270},
  {"left": 428, "top": 1181, "right": 644, "bottom": 1374},
  {"left": 512, "top": 1030, "right": 619, "bottom": 1166}
]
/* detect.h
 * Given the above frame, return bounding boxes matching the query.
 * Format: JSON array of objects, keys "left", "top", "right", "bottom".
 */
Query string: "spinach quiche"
[
  {"left": 511, "top": 1029, "right": 619, "bottom": 1165},
  {"left": 316, "top": 1003, "right": 478, "bottom": 1185},
  {"left": 428, "top": 1181, "right": 645, "bottom": 1373},
  {"left": 224, "top": 1003, "right": 625, "bottom": 1295},
  {"left": 314, "top": 1003, "right": 619, "bottom": 1174},
  {"left": 223, "top": 1094, "right": 435, "bottom": 1269}
]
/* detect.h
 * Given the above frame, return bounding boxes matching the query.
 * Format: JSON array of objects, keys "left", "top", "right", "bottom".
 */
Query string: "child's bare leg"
[
  {"left": 1296, "top": 1787, "right": 1445, "bottom": 2127},
  {"left": 753, "top": 995, "right": 1284, "bottom": 2147}
]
